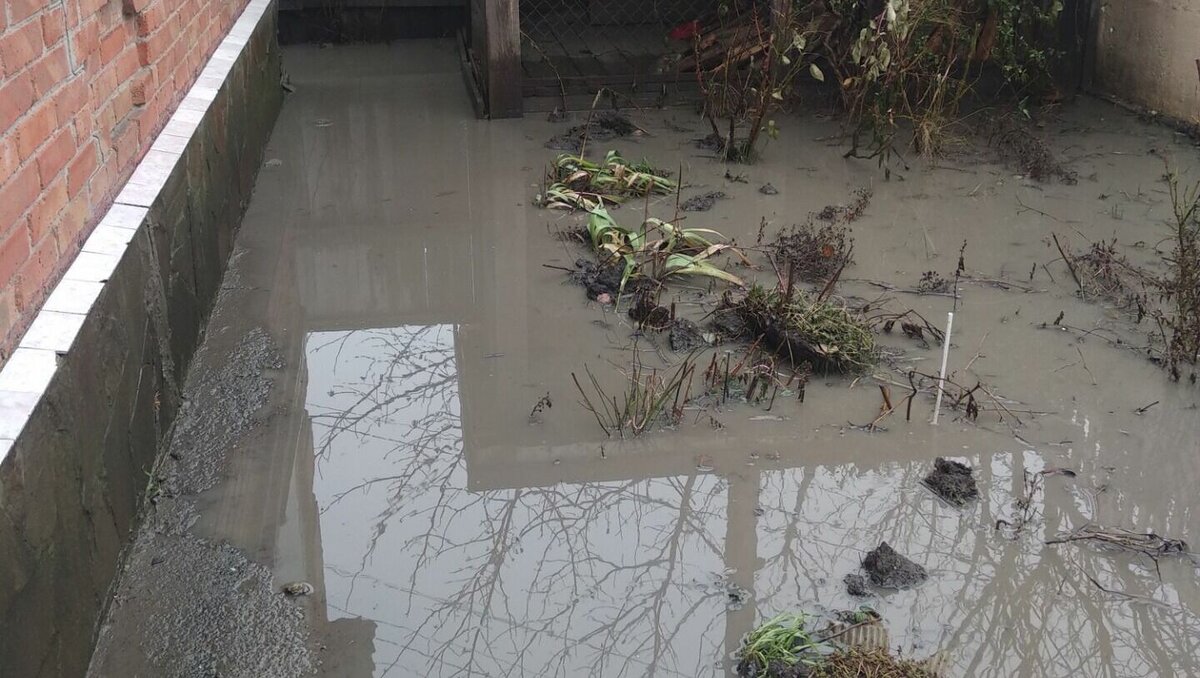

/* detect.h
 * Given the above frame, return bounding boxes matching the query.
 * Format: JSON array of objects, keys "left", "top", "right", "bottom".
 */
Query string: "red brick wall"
[{"left": 0, "top": 0, "right": 250, "bottom": 362}]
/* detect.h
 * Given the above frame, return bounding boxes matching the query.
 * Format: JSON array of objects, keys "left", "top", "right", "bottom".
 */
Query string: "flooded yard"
[{"left": 90, "top": 40, "right": 1200, "bottom": 678}]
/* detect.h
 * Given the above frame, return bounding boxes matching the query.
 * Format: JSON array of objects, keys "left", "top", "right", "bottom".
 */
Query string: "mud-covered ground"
[{"left": 88, "top": 40, "right": 1200, "bottom": 677}]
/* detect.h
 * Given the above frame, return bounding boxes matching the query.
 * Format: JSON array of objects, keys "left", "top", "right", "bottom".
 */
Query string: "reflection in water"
[
  {"left": 307, "top": 327, "right": 730, "bottom": 677},
  {"left": 305, "top": 328, "right": 1200, "bottom": 678}
]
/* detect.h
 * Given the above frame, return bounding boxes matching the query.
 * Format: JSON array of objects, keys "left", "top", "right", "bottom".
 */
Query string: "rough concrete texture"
[
  {"left": 1094, "top": 0, "right": 1200, "bottom": 125},
  {"left": 166, "top": 328, "right": 284, "bottom": 496},
  {"left": 0, "top": 5, "right": 283, "bottom": 676},
  {"left": 87, "top": 325, "right": 313, "bottom": 678},
  {"left": 89, "top": 531, "right": 313, "bottom": 678}
]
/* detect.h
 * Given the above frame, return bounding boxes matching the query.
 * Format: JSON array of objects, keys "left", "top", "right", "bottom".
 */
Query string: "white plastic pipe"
[{"left": 932, "top": 312, "right": 954, "bottom": 426}]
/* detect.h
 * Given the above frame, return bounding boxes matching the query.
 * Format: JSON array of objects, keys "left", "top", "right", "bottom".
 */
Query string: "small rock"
[
  {"left": 861, "top": 541, "right": 927, "bottom": 589},
  {"left": 282, "top": 581, "right": 314, "bottom": 597}
]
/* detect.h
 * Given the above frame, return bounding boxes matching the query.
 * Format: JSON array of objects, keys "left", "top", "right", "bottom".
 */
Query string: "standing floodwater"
[{"left": 89, "top": 41, "right": 1200, "bottom": 678}]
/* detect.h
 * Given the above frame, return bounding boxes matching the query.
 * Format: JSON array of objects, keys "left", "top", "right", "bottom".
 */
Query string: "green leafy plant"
[
  {"left": 538, "top": 151, "right": 676, "bottom": 210},
  {"left": 585, "top": 208, "right": 746, "bottom": 293},
  {"left": 736, "top": 613, "right": 825, "bottom": 677}
]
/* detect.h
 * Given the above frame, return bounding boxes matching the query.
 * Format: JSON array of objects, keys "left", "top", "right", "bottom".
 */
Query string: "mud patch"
[
  {"left": 669, "top": 318, "right": 707, "bottom": 351},
  {"left": 861, "top": 542, "right": 927, "bottom": 589},
  {"left": 164, "top": 328, "right": 283, "bottom": 496},
  {"left": 923, "top": 457, "right": 979, "bottom": 507},
  {"left": 682, "top": 191, "right": 728, "bottom": 212},
  {"left": 545, "top": 111, "right": 637, "bottom": 152},
  {"left": 89, "top": 532, "right": 315, "bottom": 678},
  {"left": 759, "top": 183, "right": 779, "bottom": 195},
  {"left": 844, "top": 573, "right": 871, "bottom": 597}
]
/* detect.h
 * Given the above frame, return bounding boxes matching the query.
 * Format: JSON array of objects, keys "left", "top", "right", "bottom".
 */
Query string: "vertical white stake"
[{"left": 932, "top": 312, "right": 954, "bottom": 426}]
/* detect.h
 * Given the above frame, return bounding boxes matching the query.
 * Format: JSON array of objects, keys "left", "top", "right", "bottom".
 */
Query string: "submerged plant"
[
  {"left": 572, "top": 352, "right": 698, "bottom": 438},
  {"left": 585, "top": 208, "right": 745, "bottom": 293},
  {"left": 539, "top": 151, "right": 676, "bottom": 210}
]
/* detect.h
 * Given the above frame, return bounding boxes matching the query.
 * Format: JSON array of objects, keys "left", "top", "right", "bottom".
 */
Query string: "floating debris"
[
  {"left": 682, "top": 190, "right": 728, "bottom": 212},
  {"left": 669, "top": 318, "right": 707, "bottom": 351},
  {"left": 759, "top": 183, "right": 779, "bottom": 195},
  {"left": 737, "top": 285, "right": 876, "bottom": 373},
  {"left": 861, "top": 542, "right": 927, "bottom": 589},
  {"left": 922, "top": 458, "right": 979, "bottom": 507}
]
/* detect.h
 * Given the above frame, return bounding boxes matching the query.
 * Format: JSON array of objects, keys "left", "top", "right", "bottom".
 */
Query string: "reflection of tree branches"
[{"left": 309, "top": 326, "right": 730, "bottom": 678}]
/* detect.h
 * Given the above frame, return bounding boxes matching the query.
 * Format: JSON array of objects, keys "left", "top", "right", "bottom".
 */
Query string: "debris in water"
[
  {"left": 669, "top": 318, "right": 706, "bottom": 351},
  {"left": 736, "top": 285, "right": 876, "bottom": 373},
  {"left": 682, "top": 190, "right": 728, "bottom": 211},
  {"left": 759, "top": 183, "right": 779, "bottom": 195},
  {"left": 843, "top": 573, "right": 870, "bottom": 597},
  {"left": 545, "top": 111, "right": 637, "bottom": 152},
  {"left": 861, "top": 542, "right": 928, "bottom": 589},
  {"left": 529, "top": 392, "right": 552, "bottom": 421},
  {"left": 282, "top": 581, "right": 314, "bottom": 597},
  {"left": 772, "top": 221, "right": 852, "bottom": 282},
  {"left": 1046, "top": 525, "right": 1191, "bottom": 559},
  {"left": 922, "top": 457, "right": 979, "bottom": 507}
]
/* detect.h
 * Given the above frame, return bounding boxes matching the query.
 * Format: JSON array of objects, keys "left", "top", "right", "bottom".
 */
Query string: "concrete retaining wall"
[
  {"left": 1093, "top": 0, "right": 1200, "bottom": 124},
  {"left": 0, "top": 0, "right": 281, "bottom": 675}
]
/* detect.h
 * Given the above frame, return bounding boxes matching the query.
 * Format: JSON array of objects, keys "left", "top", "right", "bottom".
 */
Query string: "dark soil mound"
[
  {"left": 923, "top": 457, "right": 978, "bottom": 507},
  {"left": 571, "top": 258, "right": 624, "bottom": 301},
  {"left": 737, "top": 658, "right": 812, "bottom": 678},
  {"left": 708, "top": 307, "right": 751, "bottom": 342},
  {"left": 759, "top": 183, "right": 779, "bottom": 195},
  {"left": 861, "top": 542, "right": 927, "bottom": 589},
  {"left": 669, "top": 319, "right": 705, "bottom": 351},
  {"left": 682, "top": 191, "right": 727, "bottom": 212},
  {"left": 843, "top": 573, "right": 870, "bottom": 597},
  {"left": 546, "top": 111, "right": 636, "bottom": 152}
]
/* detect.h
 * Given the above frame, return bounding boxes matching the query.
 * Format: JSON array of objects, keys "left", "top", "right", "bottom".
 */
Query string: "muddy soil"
[
  {"left": 923, "top": 457, "right": 979, "bottom": 507},
  {"left": 89, "top": 41, "right": 1200, "bottom": 678},
  {"left": 861, "top": 542, "right": 929, "bottom": 589}
]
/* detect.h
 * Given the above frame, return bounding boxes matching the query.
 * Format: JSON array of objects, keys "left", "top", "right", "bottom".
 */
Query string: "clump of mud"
[
  {"left": 815, "top": 187, "right": 872, "bottom": 224},
  {"left": 682, "top": 190, "right": 728, "bottom": 211},
  {"left": 709, "top": 306, "right": 751, "bottom": 342},
  {"left": 629, "top": 293, "right": 672, "bottom": 330},
  {"left": 923, "top": 457, "right": 979, "bottom": 507},
  {"left": 545, "top": 111, "right": 637, "bottom": 152},
  {"left": 759, "top": 183, "right": 779, "bottom": 195},
  {"left": 990, "top": 117, "right": 1077, "bottom": 184},
  {"left": 669, "top": 318, "right": 706, "bottom": 351},
  {"left": 844, "top": 573, "right": 871, "bottom": 597},
  {"left": 861, "top": 542, "right": 928, "bottom": 589}
]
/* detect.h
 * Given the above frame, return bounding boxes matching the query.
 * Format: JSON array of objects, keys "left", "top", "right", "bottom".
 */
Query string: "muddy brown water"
[{"left": 90, "top": 41, "right": 1200, "bottom": 677}]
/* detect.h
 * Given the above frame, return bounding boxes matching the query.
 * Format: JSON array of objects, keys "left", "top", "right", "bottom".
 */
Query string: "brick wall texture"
[{"left": 0, "top": 0, "right": 251, "bottom": 362}]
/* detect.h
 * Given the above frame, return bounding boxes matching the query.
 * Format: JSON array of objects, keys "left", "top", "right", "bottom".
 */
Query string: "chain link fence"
[{"left": 520, "top": 0, "right": 720, "bottom": 89}]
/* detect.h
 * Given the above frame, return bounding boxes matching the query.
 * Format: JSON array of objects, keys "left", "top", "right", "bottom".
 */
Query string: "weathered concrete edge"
[{"left": 0, "top": 0, "right": 283, "bottom": 674}]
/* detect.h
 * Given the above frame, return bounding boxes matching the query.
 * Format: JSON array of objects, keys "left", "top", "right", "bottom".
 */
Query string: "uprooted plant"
[
  {"left": 735, "top": 284, "right": 877, "bottom": 373},
  {"left": 736, "top": 611, "right": 939, "bottom": 678},
  {"left": 537, "top": 150, "right": 677, "bottom": 211}
]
